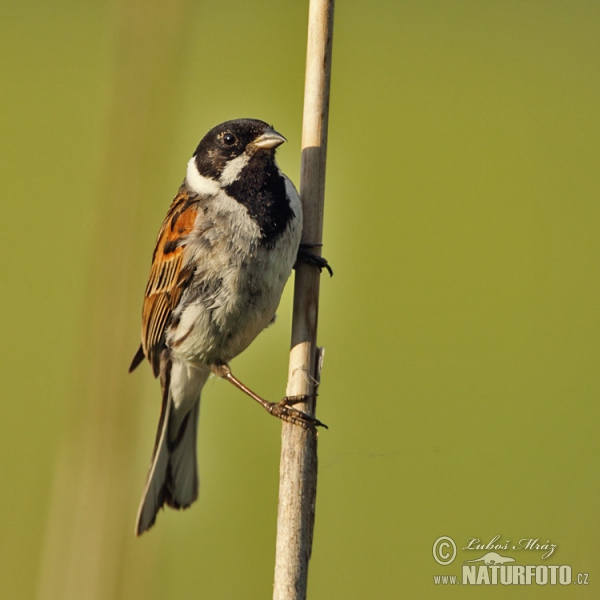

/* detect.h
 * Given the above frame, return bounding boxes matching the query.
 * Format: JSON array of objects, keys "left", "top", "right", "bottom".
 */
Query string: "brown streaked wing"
[{"left": 141, "top": 188, "right": 198, "bottom": 375}]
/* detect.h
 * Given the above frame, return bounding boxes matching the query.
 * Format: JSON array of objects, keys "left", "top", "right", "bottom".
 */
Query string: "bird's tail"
[{"left": 135, "top": 359, "right": 209, "bottom": 535}]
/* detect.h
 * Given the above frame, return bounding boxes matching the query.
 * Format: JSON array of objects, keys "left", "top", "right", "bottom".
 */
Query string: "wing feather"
[{"left": 137, "top": 188, "right": 199, "bottom": 375}]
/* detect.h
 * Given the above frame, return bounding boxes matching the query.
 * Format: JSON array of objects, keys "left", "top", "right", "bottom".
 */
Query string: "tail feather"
[
  {"left": 135, "top": 399, "right": 201, "bottom": 535},
  {"left": 165, "top": 401, "right": 200, "bottom": 508},
  {"left": 135, "top": 398, "right": 171, "bottom": 535},
  {"left": 135, "top": 360, "right": 207, "bottom": 535}
]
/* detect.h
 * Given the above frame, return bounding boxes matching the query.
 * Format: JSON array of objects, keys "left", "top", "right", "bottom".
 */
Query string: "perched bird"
[{"left": 129, "top": 118, "right": 328, "bottom": 535}]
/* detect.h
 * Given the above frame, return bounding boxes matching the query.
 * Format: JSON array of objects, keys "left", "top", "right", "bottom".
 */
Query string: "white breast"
[{"left": 167, "top": 172, "right": 302, "bottom": 366}]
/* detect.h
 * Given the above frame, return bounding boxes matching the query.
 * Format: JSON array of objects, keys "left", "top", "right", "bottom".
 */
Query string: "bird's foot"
[
  {"left": 215, "top": 364, "right": 328, "bottom": 429},
  {"left": 265, "top": 399, "right": 328, "bottom": 430},
  {"left": 296, "top": 243, "right": 333, "bottom": 276}
]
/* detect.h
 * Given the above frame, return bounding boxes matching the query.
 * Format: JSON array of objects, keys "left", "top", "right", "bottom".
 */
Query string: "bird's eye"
[{"left": 223, "top": 133, "right": 237, "bottom": 146}]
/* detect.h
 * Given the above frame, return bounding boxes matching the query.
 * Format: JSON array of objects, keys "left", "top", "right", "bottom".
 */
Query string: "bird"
[{"left": 129, "top": 118, "right": 329, "bottom": 535}]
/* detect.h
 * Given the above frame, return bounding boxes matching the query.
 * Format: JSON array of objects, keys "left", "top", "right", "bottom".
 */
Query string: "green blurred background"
[{"left": 1, "top": 1, "right": 599, "bottom": 598}]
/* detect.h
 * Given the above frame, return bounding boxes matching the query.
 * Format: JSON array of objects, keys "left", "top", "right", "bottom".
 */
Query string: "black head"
[{"left": 193, "top": 118, "right": 286, "bottom": 183}]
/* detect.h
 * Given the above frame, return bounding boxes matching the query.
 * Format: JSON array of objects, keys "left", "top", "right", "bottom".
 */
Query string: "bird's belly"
[{"left": 167, "top": 246, "right": 294, "bottom": 365}]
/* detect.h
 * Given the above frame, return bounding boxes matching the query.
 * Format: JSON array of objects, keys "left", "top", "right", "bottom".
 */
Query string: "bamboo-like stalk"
[{"left": 273, "top": 1, "right": 334, "bottom": 598}]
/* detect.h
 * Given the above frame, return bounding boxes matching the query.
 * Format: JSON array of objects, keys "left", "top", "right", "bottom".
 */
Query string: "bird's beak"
[{"left": 253, "top": 129, "right": 287, "bottom": 149}]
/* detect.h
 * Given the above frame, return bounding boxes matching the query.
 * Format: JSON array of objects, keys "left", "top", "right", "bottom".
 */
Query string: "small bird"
[{"left": 129, "top": 119, "right": 328, "bottom": 535}]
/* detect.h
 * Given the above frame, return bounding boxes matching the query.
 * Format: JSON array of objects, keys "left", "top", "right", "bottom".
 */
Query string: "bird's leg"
[
  {"left": 212, "top": 364, "right": 327, "bottom": 429},
  {"left": 296, "top": 243, "right": 333, "bottom": 276}
]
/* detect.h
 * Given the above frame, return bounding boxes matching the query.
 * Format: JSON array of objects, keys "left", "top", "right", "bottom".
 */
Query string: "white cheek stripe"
[
  {"left": 219, "top": 152, "right": 251, "bottom": 186},
  {"left": 186, "top": 157, "right": 220, "bottom": 196}
]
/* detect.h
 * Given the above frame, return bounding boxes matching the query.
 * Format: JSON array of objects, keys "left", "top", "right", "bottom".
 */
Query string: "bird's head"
[{"left": 189, "top": 119, "right": 287, "bottom": 190}]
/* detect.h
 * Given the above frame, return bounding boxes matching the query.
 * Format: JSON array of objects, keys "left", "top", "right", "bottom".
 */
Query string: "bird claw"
[
  {"left": 279, "top": 393, "right": 317, "bottom": 406},
  {"left": 267, "top": 401, "right": 328, "bottom": 429},
  {"left": 220, "top": 368, "right": 327, "bottom": 429},
  {"left": 296, "top": 244, "right": 333, "bottom": 276}
]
